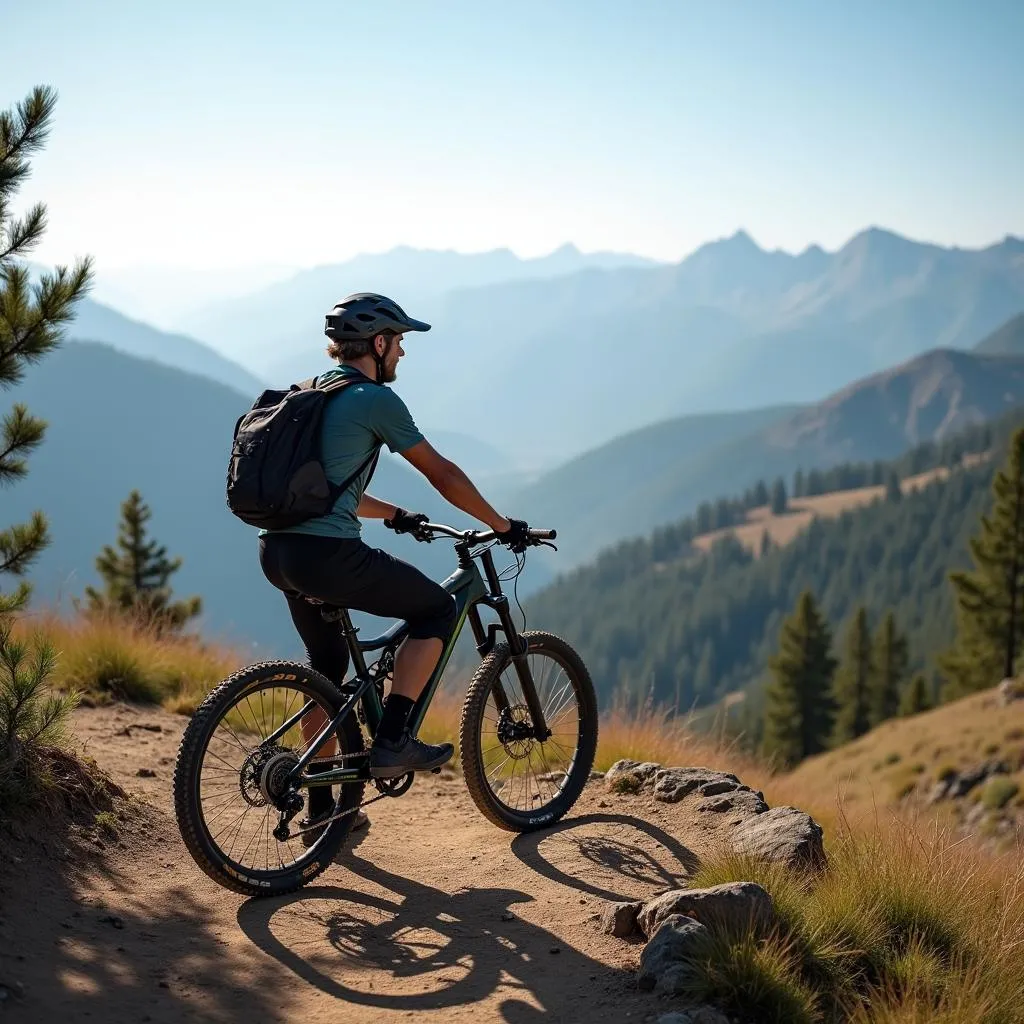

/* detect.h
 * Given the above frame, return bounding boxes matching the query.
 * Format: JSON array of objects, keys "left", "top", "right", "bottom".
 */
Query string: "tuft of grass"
[
  {"left": 15, "top": 610, "right": 242, "bottom": 711},
  {"left": 884, "top": 751, "right": 902, "bottom": 765},
  {"left": 980, "top": 775, "right": 1019, "bottom": 812}
]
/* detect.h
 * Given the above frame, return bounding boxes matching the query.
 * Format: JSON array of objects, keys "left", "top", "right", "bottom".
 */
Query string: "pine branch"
[
  {"left": 0, "top": 204, "right": 46, "bottom": 263},
  {"left": 0, "top": 511, "right": 49, "bottom": 576},
  {"left": 0, "top": 258, "right": 94, "bottom": 387},
  {"left": 0, "top": 403, "right": 46, "bottom": 484},
  {"left": 0, "top": 86, "right": 58, "bottom": 199}
]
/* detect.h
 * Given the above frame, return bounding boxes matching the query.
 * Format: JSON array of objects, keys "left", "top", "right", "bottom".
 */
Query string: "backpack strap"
[{"left": 305, "top": 373, "right": 383, "bottom": 505}]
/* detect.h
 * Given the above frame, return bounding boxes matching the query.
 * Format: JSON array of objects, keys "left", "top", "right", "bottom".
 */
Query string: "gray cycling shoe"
[{"left": 370, "top": 730, "right": 454, "bottom": 778}]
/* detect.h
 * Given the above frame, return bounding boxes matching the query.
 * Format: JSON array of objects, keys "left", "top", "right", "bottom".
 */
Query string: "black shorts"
[{"left": 259, "top": 533, "right": 457, "bottom": 683}]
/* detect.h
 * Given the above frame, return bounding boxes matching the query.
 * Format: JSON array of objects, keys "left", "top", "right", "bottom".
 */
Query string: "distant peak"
[{"left": 538, "top": 242, "right": 582, "bottom": 261}]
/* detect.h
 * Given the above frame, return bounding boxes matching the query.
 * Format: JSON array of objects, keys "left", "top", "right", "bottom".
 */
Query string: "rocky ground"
[{"left": 0, "top": 704, "right": 822, "bottom": 1023}]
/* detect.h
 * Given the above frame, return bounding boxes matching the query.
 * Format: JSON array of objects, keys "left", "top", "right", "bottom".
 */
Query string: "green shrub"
[
  {"left": 980, "top": 775, "right": 1019, "bottom": 811},
  {"left": 0, "top": 617, "right": 79, "bottom": 812}
]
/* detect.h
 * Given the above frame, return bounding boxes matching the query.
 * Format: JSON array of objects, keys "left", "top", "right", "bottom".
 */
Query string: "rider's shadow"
[{"left": 236, "top": 850, "right": 634, "bottom": 1019}]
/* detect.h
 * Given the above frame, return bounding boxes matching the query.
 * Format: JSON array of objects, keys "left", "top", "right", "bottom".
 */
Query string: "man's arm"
[
  {"left": 400, "top": 439, "right": 511, "bottom": 533},
  {"left": 356, "top": 493, "right": 399, "bottom": 519}
]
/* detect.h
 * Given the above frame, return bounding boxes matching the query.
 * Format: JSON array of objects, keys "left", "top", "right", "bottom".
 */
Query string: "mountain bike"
[{"left": 172, "top": 523, "right": 598, "bottom": 897}]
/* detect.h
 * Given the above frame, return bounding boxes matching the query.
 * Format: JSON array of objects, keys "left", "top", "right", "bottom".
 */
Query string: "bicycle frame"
[{"left": 274, "top": 539, "right": 551, "bottom": 790}]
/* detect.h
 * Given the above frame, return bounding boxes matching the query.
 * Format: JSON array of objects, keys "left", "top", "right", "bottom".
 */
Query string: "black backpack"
[{"left": 226, "top": 374, "right": 379, "bottom": 530}]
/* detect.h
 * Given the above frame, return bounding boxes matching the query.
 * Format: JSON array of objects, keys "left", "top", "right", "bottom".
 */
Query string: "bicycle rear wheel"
[
  {"left": 459, "top": 630, "right": 597, "bottom": 832},
  {"left": 172, "top": 661, "right": 365, "bottom": 897}
]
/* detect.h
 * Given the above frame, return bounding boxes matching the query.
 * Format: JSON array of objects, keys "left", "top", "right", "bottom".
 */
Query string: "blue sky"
[{"left": 3, "top": 0, "right": 1023, "bottom": 274}]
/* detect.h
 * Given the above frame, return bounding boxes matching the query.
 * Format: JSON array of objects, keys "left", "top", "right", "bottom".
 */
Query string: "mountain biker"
[{"left": 257, "top": 292, "right": 532, "bottom": 834}]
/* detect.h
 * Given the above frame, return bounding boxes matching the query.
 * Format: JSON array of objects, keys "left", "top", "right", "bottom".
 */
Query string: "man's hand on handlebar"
[
  {"left": 495, "top": 518, "right": 532, "bottom": 554},
  {"left": 384, "top": 507, "right": 433, "bottom": 542}
]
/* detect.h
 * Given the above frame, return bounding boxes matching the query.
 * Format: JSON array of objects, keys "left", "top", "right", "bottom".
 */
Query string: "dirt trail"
[{"left": 1, "top": 703, "right": 727, "bottom": 1023}]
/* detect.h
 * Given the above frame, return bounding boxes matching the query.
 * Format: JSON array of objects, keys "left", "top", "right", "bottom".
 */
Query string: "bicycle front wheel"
[{"left": 459, "top": 630, "right": 597, "bottom": 832}]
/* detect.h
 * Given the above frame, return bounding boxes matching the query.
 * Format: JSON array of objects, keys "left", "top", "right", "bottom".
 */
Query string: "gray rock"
[
  {"left": 638, "top": 881, "right": 773, "bottom": 938},
  {"left": 654, "top": 962, "right": 700, "bottom": 995},
  {"left": 652, "top": 767, "right": 740, "bottom": 803},
  {"left": 600, "top": 900, "right": 642, "bottom": 937},
  {"left": 731, "top": 805, "right": 826, "bottom": 870},
  {"left": 696, "top": 789, "right": 769, "bottom": 818},
  {"left": 637, "top": 914, "right": 709, "bottom": 991},
  {"left": 687, "top": 1009, "right": 731, "bottom": 1024},
  {"left": 998, "top": 677, "right": 1024, "bottom": 706},
  {"left": 605, "top": 759, "right": 661, "bottom": 793},
  {"left": 655, "top": 1007, "right": 737, "bottom": 1024}
]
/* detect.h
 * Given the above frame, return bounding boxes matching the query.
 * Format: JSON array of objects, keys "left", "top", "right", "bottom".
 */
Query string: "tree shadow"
[
  {"left": 236, "top": 847, "right": 635, "bottom": 1021},
  {"left": 0, "top": 810, "right": 282, "bottom": 1024},
  {"left": 509, "top": 812, "right": 700, "bottom": 902}
]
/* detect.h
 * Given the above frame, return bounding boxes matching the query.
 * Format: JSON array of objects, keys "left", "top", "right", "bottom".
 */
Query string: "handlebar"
[{"left": 420, "top": 522, "right": 556, "bottom": 546}]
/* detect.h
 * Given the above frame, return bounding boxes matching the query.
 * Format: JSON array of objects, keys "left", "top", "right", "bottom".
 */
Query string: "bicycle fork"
[{"left": 468, "top": 592, "right": 551, "bottom": 743}]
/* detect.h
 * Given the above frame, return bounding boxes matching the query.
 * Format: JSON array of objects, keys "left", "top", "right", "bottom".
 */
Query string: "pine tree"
[
  {"left": 770, "top": 477, "right": 788, "bottom": 515},
  {"left": 870, "top": 611, "right": 909, "bottom": 726},
  {"left": 899, "top": 673, "right": 932, "bottom": 716},
  {"left": 831, "top": 606, "right": 873, "bottom": 744},
  {"left": 885, "top": 470, "right": 903, "bottom": 503},
  {"left": 85, "top": 491, "right": 201, "bottom": 631},
  {"left": 762, "top": 590, "right": 837, "bottom": 766},
  {"left": 793, "top": 469, "right": 805, "bottom": 499},
  {"left": 0, "top": 87, "right": 92, "bottom": 611},
  {"left": 759, "top": 528, "right": 773, "bottom": 558},
  {"left": 753, "top": 480, "right": 769, "bottom": 507},
  {"left": 0, "top": 87, "right": 91, "bottom": 804},
  {"left": 939, "top": 426, "right": 1024, "bottom": 698}
]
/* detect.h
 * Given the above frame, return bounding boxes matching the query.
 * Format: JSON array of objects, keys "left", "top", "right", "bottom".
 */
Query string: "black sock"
[{"left": 376, "top": 694, "right": 416, "bottom": 744}]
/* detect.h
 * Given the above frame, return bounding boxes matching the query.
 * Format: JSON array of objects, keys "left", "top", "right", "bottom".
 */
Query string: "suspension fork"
[{"left": 472, "top": 553, "right": 551, "bottom": 741}]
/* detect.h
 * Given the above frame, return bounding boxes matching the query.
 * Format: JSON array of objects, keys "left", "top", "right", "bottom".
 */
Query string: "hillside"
[
  {"left": 777, "top": 688, "right": 1024, "bottom": 843},
  {"left": 511, "top": 347, "right": 1024, "bottom": 568},
  {"left": 6, "top": 343, "right": 542, "bottom": 655},
  {"left": 973, "top": 310, "right": 1024, "bottom": 355},
  {"left": 68, "top": 296, "right": 267, "bottom": 395},
  {"left": 690, "top": 462, "right": 979, "bottom": 556},
  {"left": 524, "top": 415, "right": 1018, "bottom": 714}
]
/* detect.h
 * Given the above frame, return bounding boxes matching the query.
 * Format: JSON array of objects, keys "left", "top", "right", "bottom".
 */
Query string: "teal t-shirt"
[{"left": 269, "top": 364, "right": 424, "bottom": 539}]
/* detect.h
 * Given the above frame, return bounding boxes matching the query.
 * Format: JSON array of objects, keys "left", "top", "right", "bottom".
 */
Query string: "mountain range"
[{"left": 169, "top": 229, "right": 1024, "bottom": 466}]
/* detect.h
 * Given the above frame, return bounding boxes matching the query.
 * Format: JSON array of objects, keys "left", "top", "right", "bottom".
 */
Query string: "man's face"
[{"left": 379, "top": 333, "right": 405, "bottom": 383}]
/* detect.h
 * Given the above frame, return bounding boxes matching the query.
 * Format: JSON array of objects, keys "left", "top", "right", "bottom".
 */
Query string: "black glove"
[
  {"left": 496, "top": 518, "right": 531, "bottom": 553},
  {"left": 384, "top": 508, "right": 431, "bottom": 540}
]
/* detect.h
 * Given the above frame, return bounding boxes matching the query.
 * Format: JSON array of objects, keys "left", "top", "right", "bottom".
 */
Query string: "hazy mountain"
[
  {"left": 246, "top": 228, "right": 1024, "bottom": 464},
  {"left": 179, "top": 243, "right": 662, "bottom": 366},
  {"left": 512, "top": 348, "right": 1024, "bottom": 567},
  {"left": 6, "top": 343, "right": 549, "bottom": 657},
  {"left": 92, "top": 263, "right": 298, "bottom": 331},
  {"left": 69, "top": 297, "right": 267, "bottom": 396},
  {"left": 973, "top": 311, "right": 1024, "bottom": 355}
]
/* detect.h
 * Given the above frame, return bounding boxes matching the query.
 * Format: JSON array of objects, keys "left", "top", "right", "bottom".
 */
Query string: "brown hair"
[{"left": 325, "top": 330, "right": 395, "bottom": 362}]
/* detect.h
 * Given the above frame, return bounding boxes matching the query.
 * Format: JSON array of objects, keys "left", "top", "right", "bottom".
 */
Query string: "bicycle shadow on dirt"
[
  {"left": 509, "top": 812, "right": 700, "bottom": 902},
  {"left": 236, "top": 845, "right": 635, "bottom": 1022}
]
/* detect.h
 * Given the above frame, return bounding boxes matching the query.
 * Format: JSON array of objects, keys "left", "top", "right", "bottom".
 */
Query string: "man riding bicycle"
[{"left": 258, "top": 292, "right": 532, "bottom": 833}]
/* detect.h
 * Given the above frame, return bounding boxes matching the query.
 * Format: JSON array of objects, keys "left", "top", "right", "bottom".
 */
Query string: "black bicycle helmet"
[{"left": 324, "top": 292, "right": 431, "bottom": 342}]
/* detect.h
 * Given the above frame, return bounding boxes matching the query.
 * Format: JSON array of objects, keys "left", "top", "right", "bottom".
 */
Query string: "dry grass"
[
  {"left": 14, "top": 609, "right": 244, "bottom": 713},
  {"left": 693, "top": 464, "right": 977, "bottom": 558},
  {"left": 684, "top": 818, "right": 1024, "bottom": 1023}
]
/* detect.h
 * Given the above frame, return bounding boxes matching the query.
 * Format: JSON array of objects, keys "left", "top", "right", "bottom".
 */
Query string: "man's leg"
[{"left": 340, "top": 546, "right": 457, "bottom": 775}]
